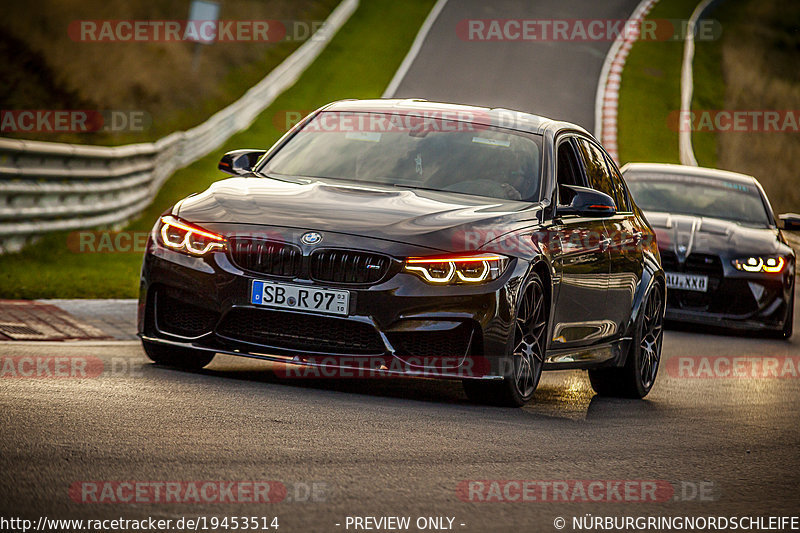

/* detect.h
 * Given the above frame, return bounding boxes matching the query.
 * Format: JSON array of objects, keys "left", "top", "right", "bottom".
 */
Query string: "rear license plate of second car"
[
  {"left": 251, "top": 280, "right": 350, "bottom": 316},
  {"left": 665, "top": 272, "right": 708, "bottom": 292}
]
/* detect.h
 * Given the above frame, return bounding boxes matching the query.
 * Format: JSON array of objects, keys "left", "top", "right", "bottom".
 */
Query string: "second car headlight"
[
  {"left": 731, "top": 256, "right": 785, "bottom": 273},
  {"left": 404, "top": 253, "right": 509, "bottom": 284}
]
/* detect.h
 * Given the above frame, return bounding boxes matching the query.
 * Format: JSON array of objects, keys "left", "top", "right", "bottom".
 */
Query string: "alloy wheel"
[
  {"left": 639, "top": 286, "right": 664, "bottom": 389},
  {"left": 513, "top": 279, "right": 547, "bottom": 399}
]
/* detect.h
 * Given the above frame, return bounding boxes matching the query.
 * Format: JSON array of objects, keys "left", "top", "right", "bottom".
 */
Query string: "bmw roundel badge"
[{"left": 301, "top": 232, "right": 323, "bottom": 245}]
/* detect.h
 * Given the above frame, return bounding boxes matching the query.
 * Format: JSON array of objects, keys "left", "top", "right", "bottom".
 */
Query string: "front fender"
[{"left": 618, "top": 250, "right": 665, "bottom": 367}]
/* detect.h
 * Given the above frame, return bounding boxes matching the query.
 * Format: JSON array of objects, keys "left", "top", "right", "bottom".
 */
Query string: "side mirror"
[
  {"left": 556, "top": 185, "right": 617, "bottom": 218},
  {"left": 779, "top": 213, "right": 800, "bottom": 231},
  {"left": 218, "top": 149, "right": 266, "bottom": 175}
]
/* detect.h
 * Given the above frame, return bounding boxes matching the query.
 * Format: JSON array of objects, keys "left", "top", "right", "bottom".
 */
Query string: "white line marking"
[
  {"left": 679, "top": 0, "right": 716, "bottom": 166},
  {"left": 381, "top": 0, "right": 450, "bottom": 98}
]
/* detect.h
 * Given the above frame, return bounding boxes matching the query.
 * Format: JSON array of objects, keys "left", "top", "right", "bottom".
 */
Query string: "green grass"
[
  {"left": 694, "top": 0, "right": 800, "bottom": 215},
  {"left": 0, "top": 0, "right": 436, "bottom": 299},
  {"left": 617, "top": 0, "right": 719, "bottom": 165},
  {"left": 619, "top": 0, "right": 800, "bottom": 216}
]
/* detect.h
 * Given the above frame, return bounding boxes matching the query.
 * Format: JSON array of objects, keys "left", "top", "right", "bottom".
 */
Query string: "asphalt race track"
[
  {"left": 2, "top": 0, "right": 799, "bottom": 531},
  {"left": 2, "top": 294, "right": 799, "bottom": 529},
  {"left": 391, "top": 0, "right": 644, "bottom": 131}
]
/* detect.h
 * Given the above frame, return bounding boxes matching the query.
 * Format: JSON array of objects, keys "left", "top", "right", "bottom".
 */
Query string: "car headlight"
[
  {"left": 404, "top": 253, "right": 509, "bottom": 284},
  {"left": 159, "top": 215, "right": 226, "bottom": 256},
  {"left": 731, "top": 256, "right": 785, "bottom": 273}
]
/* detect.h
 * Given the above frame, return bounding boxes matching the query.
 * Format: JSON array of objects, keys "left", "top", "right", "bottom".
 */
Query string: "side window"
[
  {"left": 576, "top": 138, "right": 618, "bottom": 208},
  {"left": 604, "top": 154, "right": 632, "bottom": 213},
  {"left": 555, "top": 139, "right": 586, "bottom": 205}
]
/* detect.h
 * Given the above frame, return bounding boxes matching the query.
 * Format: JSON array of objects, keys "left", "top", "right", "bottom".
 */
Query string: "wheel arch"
[{"left": 620, "top": 259, "right": 666, "bottom": 366}]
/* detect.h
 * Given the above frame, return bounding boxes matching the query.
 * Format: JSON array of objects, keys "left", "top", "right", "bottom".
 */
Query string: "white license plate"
[
  {"left": 665, "top": 272, "right": 708, "bottom": 293},
  {"left": 250, "top": 280, "right": 350, "bottom": 316}
]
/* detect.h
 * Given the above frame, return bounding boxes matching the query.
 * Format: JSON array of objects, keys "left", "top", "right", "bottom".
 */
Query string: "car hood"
[
  {"left": 644, "top": 211, "right": 785, "bottom": 258},
  {"left": 176, "top": 176, "right": 541, "bottom": 252}
]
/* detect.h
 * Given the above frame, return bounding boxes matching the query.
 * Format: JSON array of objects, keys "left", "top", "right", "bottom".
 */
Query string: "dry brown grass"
[
  {"left": 0, "top": 0, "right": 338, "bottom": 144},
  {"left": 716, "top": 0, "right": 800, "bottom": 214}
]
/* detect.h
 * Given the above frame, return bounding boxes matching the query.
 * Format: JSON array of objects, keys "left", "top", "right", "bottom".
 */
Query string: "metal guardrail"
[{"left": 0, "top": 0, "right": 358, "bottom": 254}]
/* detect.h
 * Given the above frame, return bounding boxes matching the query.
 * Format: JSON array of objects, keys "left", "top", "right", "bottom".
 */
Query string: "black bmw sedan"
[
  {"left": 138, "top": 99, "right": 665, "bottom": 406},
  {"left": 623, "top": 163, "right": 796, "bottom": 339}
]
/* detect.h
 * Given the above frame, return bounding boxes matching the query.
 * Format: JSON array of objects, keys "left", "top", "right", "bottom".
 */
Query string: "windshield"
[
  {"left": 625, "top": 173, "right": 771, "bottom": 227},
  {"left": 261, "top": 111, "right": 543, "bottom": 201}
]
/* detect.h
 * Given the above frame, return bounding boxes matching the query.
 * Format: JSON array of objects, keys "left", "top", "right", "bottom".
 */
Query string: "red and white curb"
[
  {"left": 594, "top": 0, "right": 661, "bottom": 162},
  {"left": 0, "top": 300, "right": 110, "bottom": 341},
  {"left": 0, "top": 299, "right": 138, "bottom": 341}
]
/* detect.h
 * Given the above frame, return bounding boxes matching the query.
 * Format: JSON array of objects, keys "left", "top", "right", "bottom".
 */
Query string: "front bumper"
[
  {"left": 665, "top": 274, "right": 793, "bottom": 332},
  {"left": 138, "top": 239, "right": 526, "bottom": 380}
]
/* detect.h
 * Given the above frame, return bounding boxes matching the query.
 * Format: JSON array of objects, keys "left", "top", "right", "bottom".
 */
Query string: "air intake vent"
[
  {"left": 156, "top": 290, "right": 219, "bottom": 338},
  {"left": 217, "top": 308, "right": 385, "bottom": 355}
]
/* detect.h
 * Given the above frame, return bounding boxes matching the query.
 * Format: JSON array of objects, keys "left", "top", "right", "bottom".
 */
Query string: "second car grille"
[
  {"left": 310, "top": 249, "right": 391, "bottom": 284},
  {"left": 660, "top": 251, "right": 723, "bottom": 277},
  {"left": 660, "top": 251, "right": 679, "bottom": 271},
  {"left": 216, "top": 308, "right": 386, "bottom": 355},
  {"left": 685, "top": 254, "right": 723, "bottom": 276},
  {"left": 229, "top": 238, "right": 303, "bottom": 277}
]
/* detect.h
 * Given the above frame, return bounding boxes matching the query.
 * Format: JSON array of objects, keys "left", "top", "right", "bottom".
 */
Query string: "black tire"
[
  {"left": 589, "top": 283, "right": 664, "bottom": 399},
  {"left": 463, "top": 272, "right": 548, "bottom": 407},
  {"left": 142, "top": 340, "right": 215, "bottom": 369}
]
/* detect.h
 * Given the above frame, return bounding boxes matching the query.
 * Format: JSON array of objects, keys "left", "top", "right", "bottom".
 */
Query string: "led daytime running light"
[
  {"left": 732, "top": 256, "right": 785, "bottom": 274},
  {"left": 404, "top": 253, "right": 507, "bottom": 284},
  {"left": 160, "top": 215, "right": 225, "bottom": 255}
]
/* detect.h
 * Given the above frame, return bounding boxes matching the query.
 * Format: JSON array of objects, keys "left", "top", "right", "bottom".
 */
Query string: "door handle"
[{"left": 599, "top": 237, "right": 612, "bottom": 252}]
